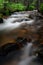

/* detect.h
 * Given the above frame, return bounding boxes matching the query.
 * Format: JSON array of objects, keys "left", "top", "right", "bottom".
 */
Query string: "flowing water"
[
  {"left": 0, "top": 13, "right": 43, "bottom": 65},
  {"left": 18, "top": 43, "right": 42, "bottom": 65},
  {"left": 0, "top": 13, "right": 34, "bottom": 31}
]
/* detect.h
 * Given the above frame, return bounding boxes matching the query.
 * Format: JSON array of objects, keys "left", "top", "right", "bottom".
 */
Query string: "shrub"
[
  {"left": 15, "top": 3, "right": 25, "bottom": 11},
  {"left": 29, "top": 5, "right": 35, "bottom": 10},
  {"left": 7, "top": 3, "right": 16, "bottom": 12},
  {"left": 39, "top": 3, "right": 43, "bottom": 14},
  {"left": 0, "top": 2, "right": 25, "bottom": 16},
  {"left": 0, "top": 4, "right": 4, "bottom": 12},
  {"left": 28, "top": 0, "right": 36, "bottom": 11},
  {"left": 0, "top": 1, "right": 10, "bottom": 16},
  {"left": 7, "top": 3, "right": 25, "bottom": 12}
]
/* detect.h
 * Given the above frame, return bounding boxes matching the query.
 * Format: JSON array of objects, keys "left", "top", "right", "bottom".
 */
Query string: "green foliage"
[
  {"left": 0, "top": 1, "right": 25, "bottom": 16},
  {"left": 29, "top": 5, "right": 35, "bottom": 10},
  {"left": 7, "top": 3, "right": 25, "bottom": 12},
  {"left": 0, "top": 0, "right": 4, "bottom": 12},
  {"left": 39, "top": 3, "right": 43, "bottom": 14},
  {"left": 27, "top": 0, "right": 36, "bottom": 11},
  {"left": 0, "top": 13, "right": 3, "bottom": 18},
  {"left": 0, "top": 4, "right": 4, "bottom": 11},
  {"left": 15, "top": 3, "right": 25, "bottom": 11},
  {"left": 7, "top": 3, "right": 15, "bottom": 12},
  {"left": 0, "top": 0, "right": 5, "bottom": 10},
  {"left": 0, "top": 0, "right": 4, "bottom": 4}
]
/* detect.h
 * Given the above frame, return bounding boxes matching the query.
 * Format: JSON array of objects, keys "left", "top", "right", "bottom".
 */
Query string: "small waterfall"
[
  {"left": 18, "top": 43, "right": 36, "bottom": 65},
  {"left": 24, "top": 43, "right": 33, "bottom": 57}
]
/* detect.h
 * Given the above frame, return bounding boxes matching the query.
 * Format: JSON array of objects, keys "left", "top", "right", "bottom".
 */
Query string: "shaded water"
[{"left": 18, "top": 43, "right": 42, "bottom": 65}]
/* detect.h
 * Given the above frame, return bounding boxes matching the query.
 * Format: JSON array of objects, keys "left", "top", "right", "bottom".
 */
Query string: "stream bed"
[{"left": 0, "top": 12, "right": 43, "bottom": 65}]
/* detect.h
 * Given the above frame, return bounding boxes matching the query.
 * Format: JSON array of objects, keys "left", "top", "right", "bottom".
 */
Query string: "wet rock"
[
  {"left": 0, "top": 43, "right": 23, "bottom": 65},
  {"left": 0, "top": 43, "right": 20, "bottom": 54},
  {"left": 16, "top": 37, "right": 27, "bottom": 47},
  {"left": 0, "top": 18, "right": 3, "bottom": 24}
]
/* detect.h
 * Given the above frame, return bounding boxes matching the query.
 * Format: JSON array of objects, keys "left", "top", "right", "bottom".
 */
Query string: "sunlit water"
[{"left": 0, "top": 14, "right": 34, "bottom": 31}]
